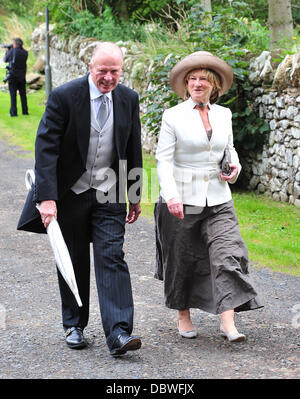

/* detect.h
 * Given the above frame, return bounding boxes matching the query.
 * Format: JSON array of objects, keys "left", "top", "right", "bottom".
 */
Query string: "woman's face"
[{"left": 187, "top": 69, "right": 213, "bottom": 103}]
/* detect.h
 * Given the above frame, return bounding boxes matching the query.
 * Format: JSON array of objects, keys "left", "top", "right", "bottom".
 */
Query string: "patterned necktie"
[{"left": 97, "top": 95, "right": 109, "bottom": 129}]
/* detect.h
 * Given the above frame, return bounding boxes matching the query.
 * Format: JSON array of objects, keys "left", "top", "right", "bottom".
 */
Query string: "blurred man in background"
[{"left": 4, "top": 37, "right": 28, "bottom": 116}]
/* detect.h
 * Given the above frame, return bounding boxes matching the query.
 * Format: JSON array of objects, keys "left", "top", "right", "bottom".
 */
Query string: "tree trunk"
[
  {"left": 268, "top": 0, "right": 294, "bottom": 51},
  {"left": 201, "top": 0, "right": 212, "bottom": 12},
  {"left": 117, "top": 0, "right": 129, "bottom": 21}
]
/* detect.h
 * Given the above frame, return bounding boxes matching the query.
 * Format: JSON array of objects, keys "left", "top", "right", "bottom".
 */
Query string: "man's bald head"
[
  {"left": 91, "top": 42, "right": 123, "bottom": 67},
  {"left": 89, "top": 42, "right": 123, "bottom": 94}
]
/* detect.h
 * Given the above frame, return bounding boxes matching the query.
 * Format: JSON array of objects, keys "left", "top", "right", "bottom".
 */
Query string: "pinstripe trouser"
[{"left": 56, "top": 188, "right": 134, "bottom": 349}]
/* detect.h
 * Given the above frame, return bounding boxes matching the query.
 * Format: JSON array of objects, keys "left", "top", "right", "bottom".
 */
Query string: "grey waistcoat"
[{"left": 71, "top": 104, "right": 116, "bottom": 194}]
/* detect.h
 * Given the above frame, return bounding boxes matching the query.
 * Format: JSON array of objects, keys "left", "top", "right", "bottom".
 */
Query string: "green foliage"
[
  {"left": 0, "top": 0, "right": 35, "bottom": 16},
  {"left": 140, "top": 54, "right": 180, "bottom": 138},
  {"left": 46, "top": 1, "right": 147, "bottom": 42},
  {"left": 141, "top": 1, "right": 270, "bottom": 155}
]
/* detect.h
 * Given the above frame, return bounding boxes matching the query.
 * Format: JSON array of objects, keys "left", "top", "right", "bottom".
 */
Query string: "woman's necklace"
[{"left": 198, "top": 101, "right": 210, "bottom": 107}]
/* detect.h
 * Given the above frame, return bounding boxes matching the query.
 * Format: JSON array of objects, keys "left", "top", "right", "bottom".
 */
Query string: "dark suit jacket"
[
  {"left": 4, "top": 46, "right": 28, "bottom": 81},
  {"left": 17, "top": 74, "right": 142, "bottom": 234}
]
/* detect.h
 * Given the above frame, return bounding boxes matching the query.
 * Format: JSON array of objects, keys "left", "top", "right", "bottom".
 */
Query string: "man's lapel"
[
  {"left": 73, "top": 74, "right": 91, "bottom": 165},
  {"left": 112, "top": 85, "right": 127, "bottom": 160}
]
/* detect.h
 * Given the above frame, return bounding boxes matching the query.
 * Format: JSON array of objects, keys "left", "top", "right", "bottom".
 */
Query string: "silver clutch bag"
[{"left": 221, "top": 145, "right": 232, "bottom": 176}]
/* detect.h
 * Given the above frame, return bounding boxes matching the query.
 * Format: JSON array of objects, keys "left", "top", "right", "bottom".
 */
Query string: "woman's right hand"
[{"left": 167, "top": 197, "right": 184, "bottom": 219}]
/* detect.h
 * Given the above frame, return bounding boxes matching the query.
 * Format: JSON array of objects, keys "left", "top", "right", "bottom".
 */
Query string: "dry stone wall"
[{"left": 245, "top": 51, "right": 300, "bottom": 206}]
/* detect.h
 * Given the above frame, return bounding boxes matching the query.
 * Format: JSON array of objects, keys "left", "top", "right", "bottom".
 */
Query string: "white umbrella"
[{"left": 25, "top": 169, "right": 82, "bottom": 307}]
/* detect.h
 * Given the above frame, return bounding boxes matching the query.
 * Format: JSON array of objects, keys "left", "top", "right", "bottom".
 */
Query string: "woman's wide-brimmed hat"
[{"left": 170, "top": 51, "right": 233, "bottom": 99}]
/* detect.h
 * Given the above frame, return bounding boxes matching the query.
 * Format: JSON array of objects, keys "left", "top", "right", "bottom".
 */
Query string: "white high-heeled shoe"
[
  {"left": 178, "top": 328, "right": 198, "bottom": 338},
  {"left": 220, "top": 324, "right": 246, "bottom": 342},
  {"left": 178, "top": 322, "right": 197, "bottom": 338}
]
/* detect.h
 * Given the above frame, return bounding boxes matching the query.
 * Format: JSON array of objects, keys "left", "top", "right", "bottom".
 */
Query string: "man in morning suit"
[{"left": 17, "top": 42, "right": 143, "bottom": 356}]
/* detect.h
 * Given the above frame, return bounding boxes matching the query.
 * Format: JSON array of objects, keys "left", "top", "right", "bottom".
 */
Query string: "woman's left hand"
[{"left": 219, "top": 164, "right": 238, "bottom": 181}]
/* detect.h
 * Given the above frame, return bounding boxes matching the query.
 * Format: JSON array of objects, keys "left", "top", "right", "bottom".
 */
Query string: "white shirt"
[{"left": 88, "top": 74, "right": 112, "bottom": 120}]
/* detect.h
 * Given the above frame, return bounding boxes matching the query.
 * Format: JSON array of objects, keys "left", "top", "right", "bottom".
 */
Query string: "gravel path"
[{"left": 0, "top": 138, "right": 300, "bottom": 380}]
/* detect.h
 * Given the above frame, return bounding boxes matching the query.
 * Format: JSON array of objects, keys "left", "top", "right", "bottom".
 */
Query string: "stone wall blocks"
[
  {"left": 290, "top": 52, "right": 300, "bottom": 88},
  {"left": 291, "top": 127, "right": 300, "bottom": 139},
  {"left": 279, "top": 192, "right": 288, "bottom": 202},
  {"left": 289, "top": 139, "right": 297, "bottom": 148},
  {"left": 268, "top": 131, "right": 275, "bottom": 146},
  {"left": 279, "top": 109, "right": 287, "bottom": 119},
  {"left": 270, "top": 177, "right": 281, "bottom": 192},
  {"left": 249, "top": 51, "right": 274, "bottom": 85},
  {"left": 78, "top": 42, "right": 100, "bottom": 63},
  {"left": 257, "top": 183, "right": 265, "bottom": 193},
  {"left": 284, "top": 149, "right": 293, "bottom": 166},
  {"left": 275, "top": 97, "right": 285, "bottom": 108},
  {"left": 249, "top": 175, "right": 260, "bottom": 189},
  {"left": 265, "top": 112, "right": 273, "bottom": 120},
  {"left": 278, "top": 119, "right": 290, "bottom": 130},
  {"left": 293, "top": 155, "right": 299, "bottom": 169},
  {"left": 275, "top": 131, "right": 284, "bottom": 143},
  {"left": 286, "top": 106, "right": 299, "bottom": 120},
  {"left": 269, "top": 119, "right": 277, "bottom": 131},
  {"left": 259, "top": 104, "right": 265, "bottom": 118},
  {"left": 272, "top": 192, "right": 280, "bottom": 201},
  {"left": 272, "top": 55, "right": 293, "bottom": 90},
  {"left": 293, "top": 182, "right": 300, "bottom": 198},
  {"left": 260, "top": 175, "right": 270, "bottom": 185},
  {"left": 288, "top": 182, "right": 294, "bottom": 195},
  {"left": 253, "top": 87, "right": 264, "bottom": 96},
  {"left": 289, "top": 195, "right": 295, "bottom": 204},
  {"left": 279, "top": 170, "right": 289, "bottom": 180},
  {"left": 271, "top": 167, "right": 278, "bottom": 177},
  {"left": 294, "top": 199, "right": 300, "bottom": 207},
  {"left": 262, "top": 94, "right": 275, "bottom": 105}
]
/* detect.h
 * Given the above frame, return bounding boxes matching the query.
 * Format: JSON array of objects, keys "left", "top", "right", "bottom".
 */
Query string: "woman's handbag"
[{"left": 221, "top": 145, "right": 232, "bottom": 176}]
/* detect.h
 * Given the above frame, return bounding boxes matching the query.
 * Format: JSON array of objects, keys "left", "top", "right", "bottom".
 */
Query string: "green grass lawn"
[
  {"left": 0, "top": 71, "right": 299, "bottom": 277},
  {"left": 0, "top": 63, "right": 45, "bottom": 154},
  {"left": 233, "top": 191, "right": 300, "bottom": 275},
  {"left": 0, "top": 88, "right": 45, "bottom": 153}
]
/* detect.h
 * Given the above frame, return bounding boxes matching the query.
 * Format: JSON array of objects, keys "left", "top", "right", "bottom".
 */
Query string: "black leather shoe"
[
  {"left": 110, "top": 333, "right": 142, "bottom": 357},
  {"left": 65, "top": 327, "right": 87, "bottom": 349}
]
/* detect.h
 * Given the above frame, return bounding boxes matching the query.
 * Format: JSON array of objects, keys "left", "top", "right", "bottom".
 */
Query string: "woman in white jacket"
[{"left": 155, "top": 52, "right": 262, "bottom": 342}]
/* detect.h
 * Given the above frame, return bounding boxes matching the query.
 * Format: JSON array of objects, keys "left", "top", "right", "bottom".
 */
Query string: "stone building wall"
[
  {"left": 244, "top": 51, "right": 300, "bottom": 206},
  {"left": 31, "top": 26, "right": 300, "bottom": 205}
]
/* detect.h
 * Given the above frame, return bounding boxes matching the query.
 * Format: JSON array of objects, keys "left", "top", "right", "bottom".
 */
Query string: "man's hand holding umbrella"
[{"left": 40, "top": 200, "right": 57, "bottom": 229}]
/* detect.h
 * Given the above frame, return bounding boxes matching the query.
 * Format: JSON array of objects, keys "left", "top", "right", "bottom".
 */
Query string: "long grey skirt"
[{"left": 154, "top": 196, "right": 263, "bottom": 314}]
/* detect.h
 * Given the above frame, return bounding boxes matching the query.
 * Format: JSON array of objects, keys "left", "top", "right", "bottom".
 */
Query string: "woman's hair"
[{"left": 184, "top": 68, "right": 222, "bottom": 104}]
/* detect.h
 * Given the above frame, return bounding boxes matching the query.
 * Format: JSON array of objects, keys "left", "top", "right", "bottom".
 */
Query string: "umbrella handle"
[
  {"left": 25, "top": 169, "right": 35, "bottom": 190},
  {"left": 25, "top": 169, "right": 41, "bottom": 211}
]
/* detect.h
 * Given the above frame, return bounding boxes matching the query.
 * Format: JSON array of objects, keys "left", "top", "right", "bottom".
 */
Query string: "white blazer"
[{"left": 156, "top": 97, "right": 241, "bottom": 207}]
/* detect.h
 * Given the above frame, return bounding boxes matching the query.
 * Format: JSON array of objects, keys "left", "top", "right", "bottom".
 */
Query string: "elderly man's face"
[{"left": 89, "top": 50, "right": 123, "bottom": 94}]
